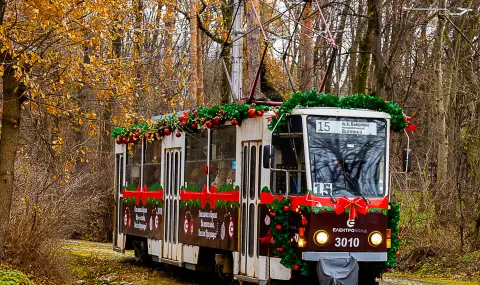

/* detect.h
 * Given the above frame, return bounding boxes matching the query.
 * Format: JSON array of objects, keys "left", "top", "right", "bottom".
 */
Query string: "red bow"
[
  {"left": 123, "top": 185, "right": 163, "bottom": 205},
  {"left": 334, "top": 196, "right": 368, "bottom": 221}
]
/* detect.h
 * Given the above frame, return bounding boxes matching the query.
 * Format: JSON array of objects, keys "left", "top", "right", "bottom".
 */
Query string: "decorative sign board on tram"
[{"left": 315, "top": 120, "right": 377, "bottom": 136}]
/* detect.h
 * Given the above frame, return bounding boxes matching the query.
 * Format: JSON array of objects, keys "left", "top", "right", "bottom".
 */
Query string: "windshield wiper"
[
  {"left": 340, "top": 159, "right": 370, "bottom": 205},
  {"left": 313, "top": 154, "right": 336, "bottom": 204}
]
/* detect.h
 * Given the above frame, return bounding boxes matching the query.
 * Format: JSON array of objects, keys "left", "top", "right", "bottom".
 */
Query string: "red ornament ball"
[
  {"left": 248, "top": 109, "right": 256, "bottom": 118},
  {"left": 252, "top": 103, "right": 256, "bottom": 107},
  {"left": 269, "top": 212, "right": 276, "bottom": 217},
  {"left": 386, "top": 267, "right": 391, "bottom": 272},
  {"left": 164, "top": 129, "right": 171, "bottom": 136},
  {"left": 212, "top": 116, "right": 220, "bottom": 125},
  {"left": 257, "top": 111, "right": 262, "bottom": 117},
  {"left": 275, "top": 224, "right": 282, "bottom": 231},
  {"left": 293, "top": 265, "right": 299, "bottom": 271},
  {"left": 175, "top": 132, "right": 181, "bottom": 137},
  {"left": 191, "top": 123, "right": 197, "bottom": 129},
  {"left": 276, "top": 247, "right": 283, "bottom": 252},
  {"left": 219, "top": 110, "right": 225, "bottom": 116},
  {"left": 181, "top": 121, "right": 187, "bottom": 126},
  {"left": 231, "top": 118, "right": 238, "bottom": 126},
  {"left": 116, "top": 137, "right": 121, "bottom": 144},
  {"left": 283, "top": 205, "right": 290, "bottom": 212},
  {"left": 122, "top": 137, "right": 129, "bottom": 143},
  {"left": 396, "top": 251, "right": 400, "bottom": 257},
  {"left": 134, "top": 132, "right": 140, "bottom": 138},
  {"left": 206, "top": 121, "right": 213, "bottom": 128},
  {"left": 301, "top": 216, "right": 308, "bottom": 225}
]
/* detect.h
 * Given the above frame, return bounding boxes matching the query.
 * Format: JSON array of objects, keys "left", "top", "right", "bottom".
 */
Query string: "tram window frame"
[
  {"left": 125, "top": 141, "right": 143, "bottom": 188},
  {"left": 143, "top": 140, "right": 162, "bottom": 190},
  {"left": 269, "top": 115, "right": 307, "bottom": 196},
  {"left": 184, "top": 130, "right": 209, "bottom": 190},
  {"left": 210, "top": 126, "right": 236, "bottom": 188}
]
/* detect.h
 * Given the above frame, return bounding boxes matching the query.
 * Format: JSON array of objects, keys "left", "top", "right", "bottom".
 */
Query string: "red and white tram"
[{"left": 113, "top": 104, "right": 402, "bottom": 284}]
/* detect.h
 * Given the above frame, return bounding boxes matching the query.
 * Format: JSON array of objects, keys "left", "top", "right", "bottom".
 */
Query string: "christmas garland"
[
  {"left": 112, "top": 89, "right": 411, "bottom": 144},
  {"left": 267, "top": 89, "right": 408, "bottom": 133},
  {"left": 386, "top": 202, "right": 400, "bottom": 270},
  {"left": 112, "top": 103, "right": 270, "bottom": 143},
  {"left": 267, "top": 197, "right": 309, "bottom": 276}
]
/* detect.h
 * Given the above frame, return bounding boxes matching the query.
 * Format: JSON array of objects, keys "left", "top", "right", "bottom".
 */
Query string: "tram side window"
[
  {"left": 270, "top": 134, "right": 307, "bottom": 195},
  {"left": 126, "top": 142, "right": 142, "bottom": 187},
  {"left": 143, "top": 140, "right": 162, "bottom": 190},
  {"left": 185, "top": 130, "right": 208, "bottom": 189},
  {"left": 210, "top": 126, "right": 236, "bottom": 188}
]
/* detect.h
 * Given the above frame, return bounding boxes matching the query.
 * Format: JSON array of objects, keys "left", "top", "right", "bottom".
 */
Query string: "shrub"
[{"left": 0, "top": 268, "right": 32, "bottom": 285}]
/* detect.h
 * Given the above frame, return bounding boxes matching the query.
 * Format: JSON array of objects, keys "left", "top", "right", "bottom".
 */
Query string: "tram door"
[
  {"left": 114, "top": 153, "right": 124, "bottom": 250},
  {"left": 163, "top": 148, "right": 182, "bottom": 260},
  {"left": 240, "top": 141, "right": 262, "bottom": 277}
]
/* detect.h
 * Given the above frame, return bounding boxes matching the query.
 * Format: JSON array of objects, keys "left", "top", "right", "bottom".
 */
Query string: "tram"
[{"left": 112, "top": 94, "right": 405, "bottom": 284}]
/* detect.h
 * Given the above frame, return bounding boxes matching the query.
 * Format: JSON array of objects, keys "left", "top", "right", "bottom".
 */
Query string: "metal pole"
[{"left": 231, "top": 0, "right": 244, "bottom": 102}]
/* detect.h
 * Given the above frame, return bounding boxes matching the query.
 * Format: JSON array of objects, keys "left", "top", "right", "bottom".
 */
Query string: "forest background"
[{"left": 0, "top": 0, "right": 479, "bottom": 281}]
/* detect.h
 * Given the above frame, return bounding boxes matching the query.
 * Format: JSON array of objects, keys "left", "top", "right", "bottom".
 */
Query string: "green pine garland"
[
  {"left": 386, "top": 202, "right": 400, "bottom": 270},
  {"left": 268, "top": 197, "right": 309, "bottom": 276},
  {"left": 267, "top": 89, "right": 407, "bottom": 133},
  {"left": 112, "top": 89, "right": 408, "bottom": 144},
  {"left": 112, "top": 103, "right": 269, "bottom": 143}
]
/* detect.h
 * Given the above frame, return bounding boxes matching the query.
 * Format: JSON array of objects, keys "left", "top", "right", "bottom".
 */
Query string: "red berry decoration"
[
  {"left": 275, "top": 224, "right": 282, "bottom": 231},
  {"left": 231, "top": 119, "right": 238, "bottom": 126},
  {"left": 219, "top": 110, "right": 225, "bottom": 116},
  {"left": 116, "top": 137, "right": 121, "bottom": 144},
  {"left": 269, "top": 212, "right": 276, "bottom": 217},
  {"left": 276, "top": 247, "right": 283, "bottom": 252},
  {"left": 212, "top": 116, "right": 220, "bottom": 125},
  {"left": 122, "top": 137, "right": 129, "bottom": 143},
  {"left": 164, "top": 129, "right": 171, "bottom": 136},
  {"left": 175, "top": 132, "right": 181, "bottom": 137},
  {"left": 386, "top": 267, "right": 391, "bottom": 272},
  {"left": 206, "top": 121, "right": 213, "bottom": 128},
  {"left": 248, "top": 109, "right": 256, "bottom": 118},
  {"left": 293, "top": 265, "right": 299, "bottom": 271},
  {"left": 134, "top": 132, "right": 140, "bottom": 138},
  {"left": 191, "top": 123, "right": 197, "bottom": 129},
  {"left": 181, "top": 121, "right": 187, "bottom": 126},
  {"left": 200, "top": 118, "right": 206, "bottom": 124},
  {"left": 257, "top": 111, "right": 262, "bottom": 117},
  {"left": 396, "top": 251, "right": 400, "bottom": 257},
  {"left": 252, "top": 103, "right": 256, "bottom": 107},
  {"left": 283, "top": 205, "right": 290, "bottom": 212}
]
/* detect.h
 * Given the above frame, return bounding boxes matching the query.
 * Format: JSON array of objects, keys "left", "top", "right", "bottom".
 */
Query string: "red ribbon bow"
[{"left": 334, "top": 196, "right": 368, "bottom": 221}]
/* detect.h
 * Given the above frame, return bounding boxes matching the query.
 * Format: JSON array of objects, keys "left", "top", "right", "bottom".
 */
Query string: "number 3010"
[{"left": 334, "top": 237, "right": 360, "bottom": 247}]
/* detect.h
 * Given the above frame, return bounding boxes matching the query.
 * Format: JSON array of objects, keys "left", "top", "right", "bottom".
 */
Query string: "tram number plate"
[{"left": 334, "top": 237, "right": 360, "bottom": 248}]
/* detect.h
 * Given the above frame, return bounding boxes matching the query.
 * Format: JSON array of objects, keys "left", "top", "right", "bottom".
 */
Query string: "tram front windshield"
[{"left": 307, "top": 116, "right": 387, "bottom": 198}]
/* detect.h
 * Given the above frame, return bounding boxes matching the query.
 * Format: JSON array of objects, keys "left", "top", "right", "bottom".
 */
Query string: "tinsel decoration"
[
  {"left": 267, "top": 89, "right": 408, "bottom": 133},
  {"left": 268, "top": 197, "right": 309, "bottom": 276}
]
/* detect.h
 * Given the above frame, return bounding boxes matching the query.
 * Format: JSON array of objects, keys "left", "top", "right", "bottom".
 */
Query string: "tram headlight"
[
  {"left": 369, "top": 231, "right": 383, "bottom": 247},
  {"left": 314, "top": 230, "right": 329, "bottom": 246}
]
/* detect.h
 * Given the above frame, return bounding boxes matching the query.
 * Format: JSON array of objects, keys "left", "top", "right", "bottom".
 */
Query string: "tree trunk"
[
  {"left": 433, "top": 0, "right": 448, "bottom": 218},
  {"left": 196, "top": 29, "right": 204, "bottom": 106},
  {"left": 299, "top": 2, "right": 313, "bottom": 91},
  {"left": 355, "top": 0, "right": 377, "bottom": 94},
  {"left": 189, "top": 0, "right": 198, "bottom": 105},
  {"left": 0, "top": 61, "right": 25, "bottom": 258},
  {"left": 245, "top": 0, "right": 260, "bottom": 99}
]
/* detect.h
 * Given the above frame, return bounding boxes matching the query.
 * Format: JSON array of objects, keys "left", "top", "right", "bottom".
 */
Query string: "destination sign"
[{"left": 315, "top": 120, "right": 377, "bottom": 135}]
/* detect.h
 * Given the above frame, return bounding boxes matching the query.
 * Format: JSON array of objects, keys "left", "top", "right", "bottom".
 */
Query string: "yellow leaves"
[{"left": 0, "top": 65, "right": 4, "bottom": 77}]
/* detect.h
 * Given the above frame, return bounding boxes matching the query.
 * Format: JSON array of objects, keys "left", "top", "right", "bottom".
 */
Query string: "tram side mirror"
[
  {"left": 402, "top": 149, "right": 412, "bottom": 172},
  {"left": 263, "top": 145, "right": 275, "bottom": 169}
]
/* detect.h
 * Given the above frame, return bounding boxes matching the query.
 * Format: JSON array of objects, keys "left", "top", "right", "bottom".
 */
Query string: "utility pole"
[{"left": 231, "top": 0, "right": 244, "bottom": 102}]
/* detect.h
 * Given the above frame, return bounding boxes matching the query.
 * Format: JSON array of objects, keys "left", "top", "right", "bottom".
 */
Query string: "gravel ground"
[{"left": 64, "top": 240, "right": 477, "bottom": 285}]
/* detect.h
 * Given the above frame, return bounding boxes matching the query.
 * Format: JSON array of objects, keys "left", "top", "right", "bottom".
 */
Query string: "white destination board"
[{"left": 315, "top": 120, "right": 377, "bottom": 135}]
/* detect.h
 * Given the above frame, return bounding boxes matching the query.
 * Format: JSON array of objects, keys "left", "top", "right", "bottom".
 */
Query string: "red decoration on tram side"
[{"left": 275, "top": 224, "right": 282, "bottom": 231}]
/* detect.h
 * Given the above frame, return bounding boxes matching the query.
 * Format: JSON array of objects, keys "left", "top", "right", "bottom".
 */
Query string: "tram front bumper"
[{"left": 302, "top": 251, "right": 387, "bottom": 262}]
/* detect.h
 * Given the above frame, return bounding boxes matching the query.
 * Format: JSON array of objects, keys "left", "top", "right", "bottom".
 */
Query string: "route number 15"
[{"left": 316, "top": 121, "right": 331, "bottom": 132}]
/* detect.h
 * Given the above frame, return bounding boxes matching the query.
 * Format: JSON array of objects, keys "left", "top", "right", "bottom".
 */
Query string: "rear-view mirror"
[{"left": 263, "top": 145, "right": 275, "bottom": 169}]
